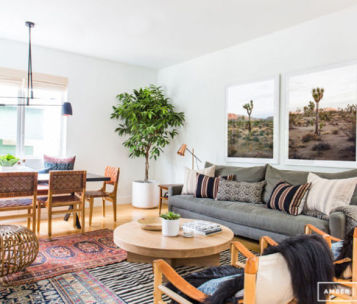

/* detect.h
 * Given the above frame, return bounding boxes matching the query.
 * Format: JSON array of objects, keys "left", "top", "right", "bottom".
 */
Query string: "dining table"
[{"left": 0, "top": 166, "right": 110, "bottom": 229}]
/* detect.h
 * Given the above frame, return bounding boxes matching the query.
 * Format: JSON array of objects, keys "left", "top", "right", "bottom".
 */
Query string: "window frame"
[{"left": 0, "top": 67, "right": 68, "bottom": 159}]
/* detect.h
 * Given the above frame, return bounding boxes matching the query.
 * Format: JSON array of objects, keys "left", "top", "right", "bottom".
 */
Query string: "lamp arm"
[{"left": 185, "top": 148, "right": 202, "bottom": 163}]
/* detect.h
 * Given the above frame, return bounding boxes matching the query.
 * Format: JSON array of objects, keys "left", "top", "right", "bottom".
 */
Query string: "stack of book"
[{"left": 182, "top": 220, "right": 222, "bottom": 236}]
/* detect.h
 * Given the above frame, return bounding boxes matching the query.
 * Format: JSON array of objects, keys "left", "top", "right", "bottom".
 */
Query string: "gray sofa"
[{"left": 168, "top": 163, "right": 357, "bottom": 242}]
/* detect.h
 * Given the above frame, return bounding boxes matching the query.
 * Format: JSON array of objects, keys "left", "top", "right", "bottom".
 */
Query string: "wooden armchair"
[
  {"left": 84, "top": 166, "right": 120, "bottom": 225},
  {"left": 153, "top": 241, "right": 295, "bottom": 304},
  {"left": 305, "top": 224, "right": 357, "bottom": 302}
]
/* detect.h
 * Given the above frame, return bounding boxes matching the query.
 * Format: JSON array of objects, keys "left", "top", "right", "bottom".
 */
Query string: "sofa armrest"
[
  {"left": 168, "top": 185, "right": 183, "bottom": 196},
  {"left": 329, "top": 211, "right": 346, "bottom": 239}
]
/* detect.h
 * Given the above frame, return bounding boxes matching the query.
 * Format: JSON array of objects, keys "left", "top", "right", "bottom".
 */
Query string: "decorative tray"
[{"left": 137, "top": 216, "right": 162, "bottom": 231}]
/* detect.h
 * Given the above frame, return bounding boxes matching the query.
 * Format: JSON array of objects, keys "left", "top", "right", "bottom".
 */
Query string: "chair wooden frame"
[
  {"left": 153, "top": 241, "right": 286, "bottom": 304},
  {"left": 85, "top": 167, "right": 120, "bottom": 226},
  {"left": 0, "top": 172, "right": 38, "bottom": 232},
  {"left": 37, "top": 170, "right": 86, "bottom": 237},
  {"left": 154, "top": 229, "right": 352, "bottom": 304},
  {"left": 305, "top": 224, "right": 357, "bottom": 302}
]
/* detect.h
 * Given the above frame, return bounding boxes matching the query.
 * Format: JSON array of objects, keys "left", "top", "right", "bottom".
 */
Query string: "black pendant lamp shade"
[{"left": 62, "top": 102, "right": 73, "bottom": 116}]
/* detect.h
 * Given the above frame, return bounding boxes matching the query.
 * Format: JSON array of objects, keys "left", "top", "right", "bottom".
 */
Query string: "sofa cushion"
[
  {"left": 169, "top": 195, "right": 328, "bottom": 236},
  {"left": 216, "top": 179, "right": 266, "bottom": 204},
  {"left": 267, "top": 181, "right": 311, "bottom": 215},
  {"left": 306, "top": 173, "right": 357, "bottom": 215},
  {"left": 317, "top": 169, "right": 357, "bottom": 206},
  {"left": 182, "top": 166, "right": 215, "bottom": 195},
  {"left": 205, "top": 162, "right": 266, "bottom": 182},
  {"left": 263, "top": 165, "right": 357, "bottom": 205},
  {"left": 195, "top": 174, "right": 219, "bottom": 199},
  {"left": 263, "top": 165, "right": 308, "bottom": 203}
]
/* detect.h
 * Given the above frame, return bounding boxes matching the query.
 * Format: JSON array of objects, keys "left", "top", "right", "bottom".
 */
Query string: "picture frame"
[
  {"left": 225, "top": 75, "right": 280, "bottom": 164},
  {"left": 283, "top": 61, "right": 357, "bottom": 168}
]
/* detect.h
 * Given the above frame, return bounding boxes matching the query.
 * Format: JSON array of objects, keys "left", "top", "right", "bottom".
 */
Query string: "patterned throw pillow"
[
  {"left": 195, "top": 174, "right": 220, "bottom": 199},
  {"left": 41, "top": 155, "right": 76, "bottom": 173},
  {"left": 216, "top": 179, "right": 266, "bottom": 204},
  {"left": 182, "top": 166, "right": 215, "bottom": 195},
  {"left": 267, "top": 182, "right": 311, "bottom": 215}
]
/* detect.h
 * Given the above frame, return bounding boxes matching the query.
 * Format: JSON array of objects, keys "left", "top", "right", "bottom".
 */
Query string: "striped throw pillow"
[
  {"left": 195, "top": 174, "right": 220, "bottom": 199},
  {"left": 267, "top": 181, "right": 311, "bottom": 215}
]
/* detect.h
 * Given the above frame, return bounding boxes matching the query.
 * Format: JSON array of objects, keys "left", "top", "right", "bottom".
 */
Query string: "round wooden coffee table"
[{"left": 113, "top": 218, "right": 234, "bottom": 266}]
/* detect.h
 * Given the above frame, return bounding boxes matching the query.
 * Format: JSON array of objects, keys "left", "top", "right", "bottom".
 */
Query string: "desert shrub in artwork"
[
  {"left": 289, "top": 87, "right": 356, "bottom": 161},
  {"left": 228, "top": 104, "right": 273, "bottom": 159},
  {"left": 227, "top": 78, "right": 276, "bottom": 159}
]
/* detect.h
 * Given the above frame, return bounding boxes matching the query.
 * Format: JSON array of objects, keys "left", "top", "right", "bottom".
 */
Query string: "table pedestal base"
[{"left": 127, "top": 252, "right": 220, "bottom": 267}]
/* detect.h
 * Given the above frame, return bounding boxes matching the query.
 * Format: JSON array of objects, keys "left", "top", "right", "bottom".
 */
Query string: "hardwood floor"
[{"left": 12, "top": 203, "right": 259, "bottom": 251}]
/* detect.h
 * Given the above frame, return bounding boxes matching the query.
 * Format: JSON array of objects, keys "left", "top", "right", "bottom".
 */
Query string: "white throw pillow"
[
  {"left": 306, "top": 172, "right": 357, "bottom": 215},
  {"left": 181, "top": 166, "right": 215, "bottom": 195},
  {"left": 255, "top": 253, "right": 294, "bottom": 304}
]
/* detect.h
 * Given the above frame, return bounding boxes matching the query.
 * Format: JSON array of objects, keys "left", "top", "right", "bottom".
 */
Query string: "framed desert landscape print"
[
  {"left": 225, "top": 76, "right": 280, "bottom": 163},
  {"left": 285, "top": 62, "right": 357, "bottom": 168}
]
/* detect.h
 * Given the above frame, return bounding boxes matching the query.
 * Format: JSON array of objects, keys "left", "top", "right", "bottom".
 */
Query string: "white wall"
[
  {"left": 156, "top": 5, "right": 357, "bottom": 184},
  {"left": 0, "top": 38, "right": 157, "bottom": 203}
]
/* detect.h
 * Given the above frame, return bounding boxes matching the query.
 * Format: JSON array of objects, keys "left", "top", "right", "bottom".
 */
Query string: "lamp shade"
[
  {"left": 177, "top": 144, "right": 187, "bottom": 156},
  {"left": 62, "top": 102, "right": 73, "bottom": 116}
]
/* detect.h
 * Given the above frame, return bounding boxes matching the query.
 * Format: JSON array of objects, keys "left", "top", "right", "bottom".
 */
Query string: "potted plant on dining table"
[{"left": 111, "top": 85, "right": 185, "bottom": 208}]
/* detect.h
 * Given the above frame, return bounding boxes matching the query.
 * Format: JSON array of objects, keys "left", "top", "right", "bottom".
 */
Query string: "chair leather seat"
[
  {"left": 38, "top": 194, "right": 81, "bottom": 206},
  {"left": 84, "top": 190, "right": 110, "bottom": 198},
  {"left": 0, "top": 198, "right": 33, "bottom": 208}
]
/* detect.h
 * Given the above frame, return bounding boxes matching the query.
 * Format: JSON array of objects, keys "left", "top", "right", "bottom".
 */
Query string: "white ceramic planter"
[
  {"left": 132, "top": 180, "right": 159, "bottom": 208},
  {"left": 161, "top": 219, "right": 180, "bottom": 237}
]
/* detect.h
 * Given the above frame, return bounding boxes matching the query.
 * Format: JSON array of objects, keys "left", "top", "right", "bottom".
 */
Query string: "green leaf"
[{"left": 110, "top": 84, "right": 185, "bottom": 179}]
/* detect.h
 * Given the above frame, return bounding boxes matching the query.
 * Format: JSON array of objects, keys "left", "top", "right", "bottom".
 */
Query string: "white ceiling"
[{"left": 0, "top": 0, "right": 356, "bottom": 69}]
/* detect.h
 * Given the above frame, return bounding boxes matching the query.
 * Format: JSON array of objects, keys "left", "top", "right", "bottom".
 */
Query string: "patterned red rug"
[{"left": 2, "top": 229, "right": 127, "bottom": 286}]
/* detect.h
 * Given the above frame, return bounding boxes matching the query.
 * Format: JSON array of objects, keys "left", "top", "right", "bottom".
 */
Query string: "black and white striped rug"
[{"left": 89, "top": 250, "right": 242, "bottom": 304}]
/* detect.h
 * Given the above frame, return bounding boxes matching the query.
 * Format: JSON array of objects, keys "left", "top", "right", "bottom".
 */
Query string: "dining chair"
[
  {"left": 37, "top": 170, "right": 86, "bottom": 237},
  {"left": 84, "top": 166, "right": 120, "bottom": 226},
  {"left": 0, "top": 172, "right": 38, "bottom": 232}
]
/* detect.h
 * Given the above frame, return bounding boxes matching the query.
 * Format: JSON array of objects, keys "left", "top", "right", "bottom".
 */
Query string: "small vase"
[{"left": 161, "top": 219, "right": 180, "bottom": 237}]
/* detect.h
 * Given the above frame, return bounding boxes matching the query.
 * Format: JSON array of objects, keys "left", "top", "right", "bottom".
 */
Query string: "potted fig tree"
[{"left": 111, "top": 85, "right": 184, "bottom": 208}]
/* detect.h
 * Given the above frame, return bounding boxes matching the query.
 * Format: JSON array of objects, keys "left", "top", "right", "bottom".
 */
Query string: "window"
[{"left": 0, "top": 68, "right": 68, "bottom": 157}]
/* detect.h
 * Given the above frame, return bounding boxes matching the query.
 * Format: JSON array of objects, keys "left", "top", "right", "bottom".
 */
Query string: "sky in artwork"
[
  {"left": 227, "top": 79, "right": 275, "bottom": 119},
  {"left": 288, "top": 64, "right": 357, "bottom": 111}
]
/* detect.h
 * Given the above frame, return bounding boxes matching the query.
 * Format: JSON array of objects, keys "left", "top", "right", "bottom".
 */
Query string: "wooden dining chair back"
[
  {"left": 37, "top": 170, "right": 86, "bottom": 236},
  {"left": 0, "top": 172, "right": 38, "bottom": 232},
  {"left": 85, "top": 166, "right": 120, "bottom": 225}
]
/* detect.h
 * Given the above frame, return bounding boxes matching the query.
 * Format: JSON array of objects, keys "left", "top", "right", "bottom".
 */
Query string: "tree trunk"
[
  {"left": 315, "top": 102, "right": 319, "bottom": 135},
  {"left": 145, "top": 154, "right": 149, "bottom": 182},
  {"left": 248, "top": 115, "right": 251, "bottom": 134}
]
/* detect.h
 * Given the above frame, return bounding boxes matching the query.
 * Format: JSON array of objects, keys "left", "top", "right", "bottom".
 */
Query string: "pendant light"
[{"left": 0, "top": 21, "right": 73, "bottom": 116}]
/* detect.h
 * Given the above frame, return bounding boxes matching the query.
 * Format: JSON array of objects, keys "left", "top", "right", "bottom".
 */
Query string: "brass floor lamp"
[{"left": 177, "top": 144, "right": 202, "bottom": 169}]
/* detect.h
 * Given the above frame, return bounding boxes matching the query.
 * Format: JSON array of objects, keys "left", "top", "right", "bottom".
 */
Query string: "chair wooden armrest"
[
  {"left": 334, "top": 258, "right": 352, "bottom": 265},
  {"left": 153, "top": 259, "right": 207, "bottom": 304},
  {"left": 259, "top": 236, "right": 278, "bottom": 254},
  {"left": 231, "top": 241, "right": 256, "bottom": 268},
  {"left": 304, "top": 224, "right": 341, "bottom": 248}
]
